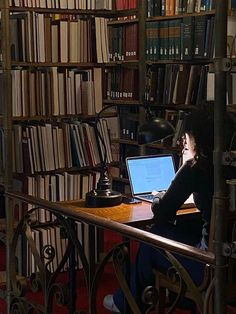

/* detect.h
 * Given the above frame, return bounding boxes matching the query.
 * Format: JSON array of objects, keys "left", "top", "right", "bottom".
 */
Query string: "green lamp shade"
[{"left": 138, "top": 117, "right": 175, "bottom": 145}]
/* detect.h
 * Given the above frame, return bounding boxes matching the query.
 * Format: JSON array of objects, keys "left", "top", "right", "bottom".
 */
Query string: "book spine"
[{"left": 182, "top": 16, "right": 194, "bottom": 60}]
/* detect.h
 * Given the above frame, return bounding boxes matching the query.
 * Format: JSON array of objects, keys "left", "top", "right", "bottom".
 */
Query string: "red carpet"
[{"left": 0, "top": 231, "right": 123, "bottom": 313}]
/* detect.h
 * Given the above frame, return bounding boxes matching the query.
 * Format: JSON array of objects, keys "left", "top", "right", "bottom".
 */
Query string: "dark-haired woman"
[{"left": 103, "top": 110, "right": 214, "bottom": 313}]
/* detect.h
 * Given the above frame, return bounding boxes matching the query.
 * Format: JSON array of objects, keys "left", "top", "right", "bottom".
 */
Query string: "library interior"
[{"left": 0, "top": 0, "right": 236, "bottom": 313}]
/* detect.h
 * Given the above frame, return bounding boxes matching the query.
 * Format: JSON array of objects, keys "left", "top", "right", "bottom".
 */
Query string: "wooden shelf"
[
  {"left": 146, "top": 9, "right": 215, "bottom": 21},
  {"left": 108, "top": 17, "right": 138, "bottom": 25},
  {"left": 146, "top": 59, "right": 213, "bottom": 65},
  {"left": 103, "top": 99, "right": 141, "bottom": 106},
  {"left": 10, "top": 6, "right": 137, "bottom": 17},
  {"left": 13, "top": 164, "right": 104, "bottom": 177},
  {"left": 11, "top": 61, "right": 107, "bottom": 68}
]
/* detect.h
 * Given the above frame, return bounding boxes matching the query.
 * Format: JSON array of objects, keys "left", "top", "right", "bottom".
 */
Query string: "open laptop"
[{"left": 126, "top": 154, "right": 194, "bottom": 208}]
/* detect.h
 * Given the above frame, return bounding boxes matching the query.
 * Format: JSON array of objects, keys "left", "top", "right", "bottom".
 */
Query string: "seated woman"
[{"left": 103, "top": 109, "right": 215, "bottom": 313}]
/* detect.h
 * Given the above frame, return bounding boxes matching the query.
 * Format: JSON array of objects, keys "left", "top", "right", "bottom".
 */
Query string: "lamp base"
[{"left": 86, "top": 189, "right": 122, "bottom": 207}]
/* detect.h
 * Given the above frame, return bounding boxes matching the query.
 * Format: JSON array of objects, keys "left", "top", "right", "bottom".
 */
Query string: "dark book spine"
[
  {"left": 168, "top": 19, "right": 175, "bottom": 60},
  {"left": 174, "top": 19, "right": 181, "bottom": 60},
  {"left": 182, "top": 16, "right": 194, "bottom": 60},
  {"left": 193, "top": 15, "right": 207, "bottom": 58},
  {"left": 146, "top": 22, "right": 151, "bottom": 60},
  {"left": 161, "top": 0, "right": 166, "bottom": 16},
  {"left": 154, "top": 0, "right": 162, "bottom": 16},
  {"left": 231, "top": 0, "right": 236, "bottom": 9},
  {"left": 156, "top": 67, "right": 165, "bottom": 104}
]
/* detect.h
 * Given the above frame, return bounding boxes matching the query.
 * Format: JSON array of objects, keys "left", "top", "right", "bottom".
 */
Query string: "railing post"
[{"left": 214, "top": 1, "right": 229, "bottom": 313}]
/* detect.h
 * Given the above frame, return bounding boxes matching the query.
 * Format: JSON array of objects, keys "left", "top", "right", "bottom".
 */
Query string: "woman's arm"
[{"left": 152, "top": 161, "right": 194, "bottom": 222}]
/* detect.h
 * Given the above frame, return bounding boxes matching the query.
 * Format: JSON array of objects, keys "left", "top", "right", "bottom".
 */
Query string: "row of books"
[
  {"left": 146, "top": 15, "right": 215, "bottom": 61},
  {"left": 10, "top": 13, "right": 109, "bottom": 63},
  {"left": 115, "top": 0, "right": 137, "bottom": 10},
  {"left": 145, "top": 64, "right": 209, "bottom": 106},
  {"left": 118, "top": 106, "right": 139, "bottom": 141},
  {"left": 146, "top": 0, "right": 215, "bottom": 18},
  {"left": 10, "top": 0, "right": 112, "bottom": 10},
  {"left": 23, "top": 221, "right": 99, "bottom": 276},
  {"left": 103, "top": 68, "right": 139, "bottom": 100},
  {"left": 108, "top": 23, "right": 138, "bottom": 61},
  {"left": 10, "top": 67, "right": 103, "bottom": 117},
  {"left": 14, "top": 171, "right": 100, "bottom": 212},
  {"left": 10, "top": 119, "right": 112, "bottom": 174},
  {"left": 114, "top": 0, "right": 137, "bottom": 20},
  {"left": 13, "top": 170, "right": 100, "bottom": 275},
  {"left": 207, "top": 71, "right": 236, "bottom": 106}
]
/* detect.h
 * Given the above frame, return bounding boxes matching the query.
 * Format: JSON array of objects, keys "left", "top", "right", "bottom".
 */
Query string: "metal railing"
[{"left": 3, "top": 191, "right": 216, "bottom": 314}]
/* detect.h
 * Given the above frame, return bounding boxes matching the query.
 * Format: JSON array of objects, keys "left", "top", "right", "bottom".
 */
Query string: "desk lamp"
[{"left": 85, "top": 105, "right": 175, "bottom": 207}]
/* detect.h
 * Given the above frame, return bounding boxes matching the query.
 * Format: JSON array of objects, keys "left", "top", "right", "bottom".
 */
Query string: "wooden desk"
[{"left": 61, "top": 200, "right": 199, "bottom": 226}]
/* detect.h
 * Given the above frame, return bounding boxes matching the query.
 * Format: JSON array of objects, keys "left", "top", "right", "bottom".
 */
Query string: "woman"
[{"left": 104, "top": 109, "right": 214, "bottom": 313}]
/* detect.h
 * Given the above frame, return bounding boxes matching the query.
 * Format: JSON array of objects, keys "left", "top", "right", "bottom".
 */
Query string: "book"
[
  {"left": 172, "top": 64, "right": 190, "bottom": 104},
  {"left": 185, "top": 65, "right": 201, "bottom": 105},
  {"left": 69, "top": 20, "right": 79, "bottom": 63},
  {"left": 51, "top": 22, "right": 59, "bottom": 63},
  {"left": 59, "top": 20, "right": 68, "bottom": 63},
  {"left": 95, "top": 17, "right": 103, "bottom": 63},
  {"left": 187, "top": 0, "right": 195, "bottom": 13},
  {"left": 93, "top": 68, "right": 103, "bottom": 113},
  {"left": 182, "top": 16, "right": 194, "bottom": 60},
  {"left": 231, "top": 0, "right": 236, "bottom": 9},
  {"left": 193, "top": 15, "right": 207, "bottom": 58},
  {"left": 51, "top": 67, "right": 59, "bottom": 115}
]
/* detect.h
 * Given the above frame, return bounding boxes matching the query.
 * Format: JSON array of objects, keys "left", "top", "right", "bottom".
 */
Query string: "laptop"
[{"left": 126, "top": 154, "right": 194, "bottom": 208}]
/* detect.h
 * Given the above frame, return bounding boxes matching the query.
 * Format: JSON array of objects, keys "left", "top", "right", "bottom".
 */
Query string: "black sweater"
[{"left": 152, "top": 157, "right": 214, "bottom": 246}]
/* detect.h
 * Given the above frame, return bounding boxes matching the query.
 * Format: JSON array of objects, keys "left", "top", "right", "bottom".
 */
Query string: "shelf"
[
  {"left": 10, "top": 6, "right": 137, "bottom": 18},
  {"left": 10, "top": 7, "right": 138, "bottom": 18},
  {"left": 11, "top": 111, "right": 116, "bottom": 121},
  {"left": 11, "top": 62, "right": 108, "bottom": 68},
  {"left": 103, "top": 100, "right": 141, "bottom": 106},
  {"left": 112, "top": 138, "right": 139, "bottom": 145},
  {"left": 146, "top": 9, "right": 215, "bottom": 21},
  {"left": 148, "top": 104, "right": 197, "bottom": 110},
  {"left": 108, "top": 17, "right": 138, "bottom": 25},
  {"left": 104, "top": 60, "right": 139, "bottom": 67},
  {"left": 146, "top": 59, "right": 213, "bottom": 65},
  {"left": 13, "top": 164, "right": 104, "bottom": 177}
]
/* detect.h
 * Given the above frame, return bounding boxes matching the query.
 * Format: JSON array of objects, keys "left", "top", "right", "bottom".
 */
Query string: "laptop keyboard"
[
  {"left": 139, "top": 194, "right": 155, "bottom": 202},
  {"left": 139, "top": 191, "right": 166, "bottom": 203}
]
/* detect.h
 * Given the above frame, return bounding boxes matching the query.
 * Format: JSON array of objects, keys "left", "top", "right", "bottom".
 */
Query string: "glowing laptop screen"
[{"left": 126, "top": 155, "right": 176, "bottom": 195}]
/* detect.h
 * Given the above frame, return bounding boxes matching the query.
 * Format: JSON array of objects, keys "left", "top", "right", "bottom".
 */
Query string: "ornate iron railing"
[{"left": 4, "top": 191, "right": 215, "bottom": 314}]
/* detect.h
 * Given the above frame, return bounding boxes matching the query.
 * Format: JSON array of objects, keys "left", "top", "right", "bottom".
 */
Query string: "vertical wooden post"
[
  {"left": 214, "top": 1, "right": 228, "bottom": 313},
  {"left": 1, "top": 1, "right": 13, "bottom": 313},
  {"left": 137, "top": 0, "right": 146, "bottom": 156}
]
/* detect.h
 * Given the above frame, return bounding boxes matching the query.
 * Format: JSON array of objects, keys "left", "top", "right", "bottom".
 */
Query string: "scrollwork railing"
[{"left": 4, "top": 191, "right": 215, "bottom": 314}]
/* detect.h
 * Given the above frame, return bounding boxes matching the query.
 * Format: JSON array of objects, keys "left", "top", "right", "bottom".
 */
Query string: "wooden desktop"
[{"left": 61, "top": 200, "right": 199, "bottom": 226}]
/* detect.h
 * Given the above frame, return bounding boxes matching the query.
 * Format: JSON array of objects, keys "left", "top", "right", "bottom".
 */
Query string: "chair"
[{"left": 153, "top": 207, "right": 236, "bottom": 314}]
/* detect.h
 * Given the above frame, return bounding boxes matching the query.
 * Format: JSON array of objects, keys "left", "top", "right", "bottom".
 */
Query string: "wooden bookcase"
[
  {"left": 0, "top": 0, "right": 140, "bottom": 294},
  {"left": 0, "top": 0, "right": 236, "bottom": 310},
  {"left": 108, "top": 1, "right": 218, "bottom": 194},
  {"left": 0, "top": 0, "right": 236, "bottom": 306}
]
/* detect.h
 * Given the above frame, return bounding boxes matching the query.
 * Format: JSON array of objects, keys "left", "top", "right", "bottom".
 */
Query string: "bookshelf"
[
  {"left": 107, "top": 1, "right": 217, "bottom": 193},
  {"left": 0, "top": 0, "right": 235, "bottom": 311},
  {"left": 0, "top": 0, "right": 141, "bottom": 301}
]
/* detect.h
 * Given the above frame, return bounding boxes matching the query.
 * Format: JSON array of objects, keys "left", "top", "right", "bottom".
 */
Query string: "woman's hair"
[{"left": 183, "top": 109, "right": 214, "bottom": 159}]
